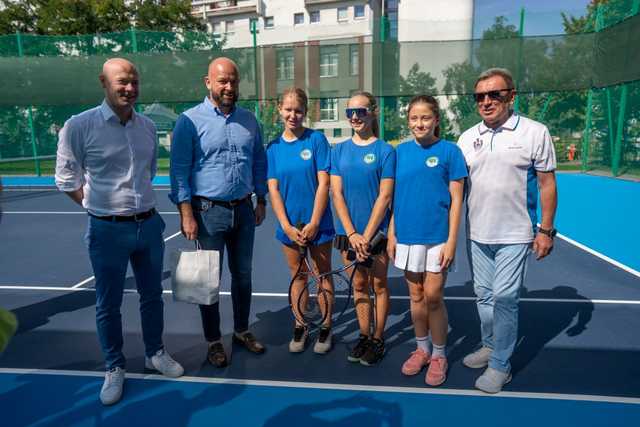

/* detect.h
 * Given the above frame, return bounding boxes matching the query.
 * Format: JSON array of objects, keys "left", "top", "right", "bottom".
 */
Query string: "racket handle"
[
  {"left": 368, "top": 230, "right": 386, "bottom": 249},
  {"left": 296, "top": 222, "right": 307, "bottom": 255}
]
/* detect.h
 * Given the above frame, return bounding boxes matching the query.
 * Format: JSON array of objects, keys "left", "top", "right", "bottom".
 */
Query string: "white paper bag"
[{"left": 171, "top": 245, "right": 220, "bottom": 305}]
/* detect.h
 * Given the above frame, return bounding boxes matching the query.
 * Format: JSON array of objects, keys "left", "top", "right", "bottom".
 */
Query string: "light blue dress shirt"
[
  {"left": 169, "top": 97, "right": 267, "bottom": 204},
  {"left": 55, "top": 100, "right": 158, "bottom": 216}
]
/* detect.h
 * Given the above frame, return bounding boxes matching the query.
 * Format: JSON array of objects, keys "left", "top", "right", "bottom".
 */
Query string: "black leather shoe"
[
  {"left": 207, "top": 341, "right": 228, "bottom": 368},
  {"left": 232, "top": 332, "right": 266, "bottom": 354}
]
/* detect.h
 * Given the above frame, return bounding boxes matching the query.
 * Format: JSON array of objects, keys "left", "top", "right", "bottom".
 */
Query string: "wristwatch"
[
  {"left": 537, "top": 226, "right": 557, "bottom": 238},
  {"left": 256, "top": 195, "right": 267, "bottom": 206}
]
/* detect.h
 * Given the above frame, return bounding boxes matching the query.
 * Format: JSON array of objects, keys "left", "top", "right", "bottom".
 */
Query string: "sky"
[{"left": 473, "top": 0, "right": 593, "bottom": 37}]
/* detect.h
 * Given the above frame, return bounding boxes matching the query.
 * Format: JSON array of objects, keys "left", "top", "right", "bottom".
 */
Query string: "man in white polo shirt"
[{"left": 458, "top": 68, "right": 557, "bottom": 393}]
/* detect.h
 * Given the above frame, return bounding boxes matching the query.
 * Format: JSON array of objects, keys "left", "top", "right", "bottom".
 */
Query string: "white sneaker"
[
  {"left": 475, "top": 367, "right": 512, "bottom": 394},
  {"left": 145, "top": 349, "right": 184, "bottom": 378},
  {"left": 289, "top": 326, "right": 309, "bottom": 353},
  {"left": 100, "top": 367, "right": 125, "bottom": 406},
  {"left": 462, "top": 346, "right": 492, "bottom": 369},
  {"left": 313, "top": 327, "right": 332, "bottom": 354}
]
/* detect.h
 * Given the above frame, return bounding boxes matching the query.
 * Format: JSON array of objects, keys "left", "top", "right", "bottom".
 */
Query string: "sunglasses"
[
  {"left": 473, "top": 89, "right": 513, "bottom": 103},
  {"left": 345, "top": 108, "right": 369, "bottom": 119}
]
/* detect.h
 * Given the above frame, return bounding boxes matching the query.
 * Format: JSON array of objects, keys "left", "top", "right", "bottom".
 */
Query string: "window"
[
  {"left": 225, "top": 20, "right": 234, "bottom": 34},
  {"left": 320, "top": 47, "right": 338, "bottom": 78},
  {"left": 212, "top": 21, "right": 222, "bottom": 34},
  {"left": 294, "top": 13, "right": 304, "bottom": 26},
  {"left": 333, "top": 128, "right": 343, "bottom": 138},
  {"left": 310, "top": 11, "right": 320, "bottom": 24},
  {"left": 354, "top": 5, "right": 365, "bottom": 19},
  {"left": 320, "top": 98, "right": 338, "bottom": 121},
  {"left": 349, "top": 45, "right": 359, "bottom": 76},
  {"left": 264, "top": 16, "right": 274, "bottom": 29},
  {"left": 277, "top": 49, "right": 294, "bottom": 81},
  {"left": 337, "top": 6, "right": 348, "bottom": 22}
]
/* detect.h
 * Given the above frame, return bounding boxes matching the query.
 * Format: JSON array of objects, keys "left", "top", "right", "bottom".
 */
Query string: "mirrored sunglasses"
[{"left": 345, "top": 108, "right": 369, "bottom": 119}]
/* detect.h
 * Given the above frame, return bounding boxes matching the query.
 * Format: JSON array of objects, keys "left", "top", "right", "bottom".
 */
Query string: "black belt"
[
  {"left": 89, "top": 208, "right": 157, "bottom": 222},
  {"left": 192, "top": 195, "right": 250, "bottom": 210}
]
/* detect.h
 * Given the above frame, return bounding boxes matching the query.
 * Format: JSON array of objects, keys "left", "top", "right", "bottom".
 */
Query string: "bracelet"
[{"left": 347, "top": 231, "right": 357, "bottom": 238}]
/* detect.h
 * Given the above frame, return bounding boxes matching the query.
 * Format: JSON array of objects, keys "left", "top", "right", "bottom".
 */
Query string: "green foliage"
[
  {"left": 384, "top": 63, "right": 440, "bottom": 140},
  {"left": 0, "top": 0, "right": 203, "bottom": 35}
]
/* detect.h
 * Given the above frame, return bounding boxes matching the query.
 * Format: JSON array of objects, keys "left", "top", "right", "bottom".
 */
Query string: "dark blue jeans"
[
  {"left": 194, "top": 199, "right": 255, "bottom": 342},
  {"left": 85, "top": 212, "right": 166, "bottom": 370}
]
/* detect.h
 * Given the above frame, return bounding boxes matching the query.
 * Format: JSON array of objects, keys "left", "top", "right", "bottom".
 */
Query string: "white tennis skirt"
[{"left": 394, "top": 243, "right": 446, "bottom": 273}]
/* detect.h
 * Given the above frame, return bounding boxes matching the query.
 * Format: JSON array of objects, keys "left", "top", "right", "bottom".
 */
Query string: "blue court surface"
[{"left": 0, "top": 172, "right": 639, "bottom": 426}]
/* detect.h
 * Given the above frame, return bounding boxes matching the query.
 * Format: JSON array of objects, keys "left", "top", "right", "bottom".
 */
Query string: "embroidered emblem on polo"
[
  {"left": 473, "top": 138, "right": 483, "bottom": 151},
  {"left": 300, "top": 149, "right": 312, "bottom": 160},
  {"left": 426, "top": 156, "right": 439, "bottom": 167},
  {"left": 363, "top": 153, "right": 376, "bottom": 164}
]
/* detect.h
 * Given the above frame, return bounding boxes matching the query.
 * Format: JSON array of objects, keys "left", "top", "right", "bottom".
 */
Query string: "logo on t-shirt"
[
  {"left": 300, "top": 149, "right": 312, "bottom": 160},
  {"left": 363, "top": 153, "right": 376, "bottom": 164},
  {"left": 426, "top": 156, "right": 439, "bottom": 168},
  {"left": 473, "top": 138, "right": 483, "bottom": 151}
]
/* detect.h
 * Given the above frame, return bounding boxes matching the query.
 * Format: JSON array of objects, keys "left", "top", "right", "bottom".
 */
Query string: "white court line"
[
  {"left": 1, "top": 367, "right": 638, "bottom": 405},
  {"left": 69, "top": 230, "right": 183, "bottom": 289},
  {"left": 1, "top": 187, "right": 172, "bottom": 192},
  {"left": 1, "top": 286, "right": 639, "bottom": 305},
  {"left": 5, "top": 213, "right": 639, "bottom": 278},
  {"left": 2, "top": 211, "right": 179, "bottom": 215},
  {"left": 556, "top": 231, "right": 640, "bottom": 278}
]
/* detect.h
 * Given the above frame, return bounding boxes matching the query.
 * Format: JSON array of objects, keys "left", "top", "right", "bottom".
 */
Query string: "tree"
[
  {"left": 384, "top": 63, "right": 442, "bottom": 140},
  {"left": 0, "top": 0, "right": 204, "bottom": 36}
]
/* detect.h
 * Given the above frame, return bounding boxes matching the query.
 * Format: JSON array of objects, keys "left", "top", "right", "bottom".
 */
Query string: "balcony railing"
[
  {"left": 191, "top": 1, "right": 258, "bottom": 18},
  {"left": 304, "top": 0, "right": 346, "bottom": 5}
]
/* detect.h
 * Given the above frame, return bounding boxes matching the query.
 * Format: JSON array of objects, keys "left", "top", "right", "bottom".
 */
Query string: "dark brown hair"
[
  {"left": 349, "top": 91, "right": 379, "bottom": 138},
  {"left": 407, "top": 95, "right": 441, "bottom": 138},
  {"left": 278, "top": 87, "right": 308, "bottom": 114}
]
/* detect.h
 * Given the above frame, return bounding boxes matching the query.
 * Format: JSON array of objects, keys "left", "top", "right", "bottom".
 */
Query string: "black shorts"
[{"left": 333, "top": 234, "right": 387, "bottom": 256}]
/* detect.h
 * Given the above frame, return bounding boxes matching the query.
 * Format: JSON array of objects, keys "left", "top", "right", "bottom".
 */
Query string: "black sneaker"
[
  {"left": 360, "top": 337, "right": 385, "bottom": 366},
  {"left": 347, "top": 334, "right": 370, "bottom": 362}
]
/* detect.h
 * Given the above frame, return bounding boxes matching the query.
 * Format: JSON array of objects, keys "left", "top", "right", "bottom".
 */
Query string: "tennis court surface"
[{"left": 1, "top": 173, "right": 639, "bottom": 426}]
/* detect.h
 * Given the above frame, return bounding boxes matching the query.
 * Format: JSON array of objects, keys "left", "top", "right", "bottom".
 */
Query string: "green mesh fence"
[{"left": 0, "top": 5, "right": 639, "bottom": 177}]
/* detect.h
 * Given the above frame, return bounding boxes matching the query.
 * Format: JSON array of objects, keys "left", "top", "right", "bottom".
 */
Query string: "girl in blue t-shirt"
[
  {"left": 266, "top": 87, "right": 335, "bottom": 355},
  {"left": 387, "top": 95, "right": 467, "bottom": 386},
  {"left": 330, "top": 91, "right": 396, "bottom": 366}
]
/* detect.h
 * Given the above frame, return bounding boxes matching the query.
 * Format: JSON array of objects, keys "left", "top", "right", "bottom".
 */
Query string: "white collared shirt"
[
  {"left": 55, "top": 101, "right": 158, "bottom": 216},
  {"left": 458, "top": 114, "right": 556, "bottom": 244}
]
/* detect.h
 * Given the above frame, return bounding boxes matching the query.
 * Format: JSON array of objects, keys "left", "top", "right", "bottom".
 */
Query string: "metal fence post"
[{"left": 16, "top": 31, "right": 41, "bottom": 176}]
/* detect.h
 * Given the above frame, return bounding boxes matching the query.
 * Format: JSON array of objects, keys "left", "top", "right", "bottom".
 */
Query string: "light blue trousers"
[{"left": 470, "top": 240, "right": 531, "bottom": 373}]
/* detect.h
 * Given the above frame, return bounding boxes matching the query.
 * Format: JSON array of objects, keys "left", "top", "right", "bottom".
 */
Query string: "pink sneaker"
[
  {"left": 401, "top": 348, "right": 431, "bottom": 376},
  {"left": 426, "top": 356, "right": 448, "bottom": 386}
]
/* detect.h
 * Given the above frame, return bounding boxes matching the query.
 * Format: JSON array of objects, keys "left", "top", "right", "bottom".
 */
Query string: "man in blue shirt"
[{"left": 170, "top": 57, "right": 268, "bottom": 367}]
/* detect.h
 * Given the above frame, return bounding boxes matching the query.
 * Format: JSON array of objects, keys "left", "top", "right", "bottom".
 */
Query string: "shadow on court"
[
  {"left": 2, "top": 372, "right": 245, "bottom": 427},
  {"left": 263, "top": 393, "right": 403, "bottom": 427}
]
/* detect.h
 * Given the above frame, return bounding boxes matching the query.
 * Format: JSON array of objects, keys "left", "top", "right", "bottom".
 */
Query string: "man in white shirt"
[
  {"left": 458, "top": 68, "right": 557, "bottom": 393},
  {"left": 55, "top": 58, "right": 183, "bottom": 406}
]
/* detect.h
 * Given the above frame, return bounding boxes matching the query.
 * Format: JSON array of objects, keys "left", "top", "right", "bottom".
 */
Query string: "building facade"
[{"left": 190, "top": 0, "right": 474, "bottom": 143}]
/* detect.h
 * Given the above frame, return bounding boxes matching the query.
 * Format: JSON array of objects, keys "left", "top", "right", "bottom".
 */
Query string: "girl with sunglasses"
[
  {"left": 267, "top": 87, "right": 335, "bottom": 354},
  {"left": 387, "top": 95, "right": 467, "bottom": 386},
  {"left": 330, "top": 91, "right": 396, "bottom": 366}
]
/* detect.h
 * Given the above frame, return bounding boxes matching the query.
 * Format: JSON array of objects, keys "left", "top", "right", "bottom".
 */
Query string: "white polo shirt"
[{"left": 458, "top": 114, "right": 556, "bottom": 244}]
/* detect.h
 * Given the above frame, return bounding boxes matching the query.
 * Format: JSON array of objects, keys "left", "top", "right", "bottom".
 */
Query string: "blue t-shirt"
[
  {"left": 266, "top": 128, "right": 335, "bottom": 244},
  {"left": 393, "top": 139, "right": 468, "bottom": 244},
  {"left": 330, "top": 138, "right": 396, "bottom": 235}
]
